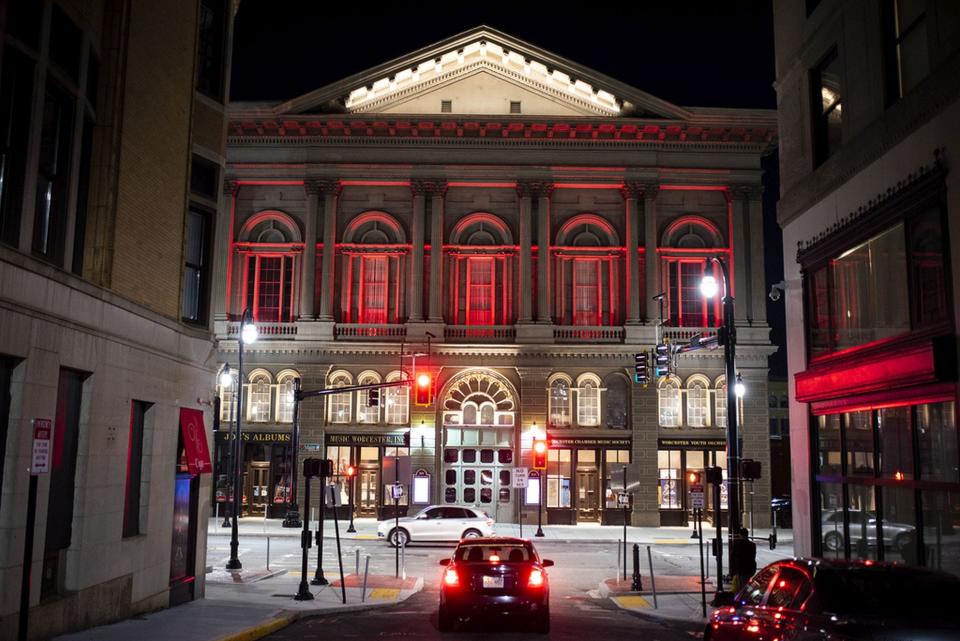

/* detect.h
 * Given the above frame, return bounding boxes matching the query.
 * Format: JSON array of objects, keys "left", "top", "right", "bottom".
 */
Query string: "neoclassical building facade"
[{"left": 216, "top": 27, "right": 777, "bottom": 527}]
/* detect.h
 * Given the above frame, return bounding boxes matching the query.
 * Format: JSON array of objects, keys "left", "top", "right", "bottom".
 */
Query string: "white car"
[{"left": 377, "top": 505, "right": 495, "bottom": 546}]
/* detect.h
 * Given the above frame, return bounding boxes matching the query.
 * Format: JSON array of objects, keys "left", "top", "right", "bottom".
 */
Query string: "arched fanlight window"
[
  {"left": 275, "top": 370, "right": 299, "bottom": 423},
  {"left": 327, "top": 371, "right": 353, "bottom": 423},
  {"left": 576, "top": 373, "right": 603, "bottom": 427},
  {"left": 548, "top": 375, "right": 572, "bottom": 427},
  {"left": 658, "top": 376, "right": 681, "bottom": 427},
  {"left": 247, "top": 370, "right": 273, "bottom": 422},
  {"left": 687, "top": 375, "right": 710, "bottom": 428}
]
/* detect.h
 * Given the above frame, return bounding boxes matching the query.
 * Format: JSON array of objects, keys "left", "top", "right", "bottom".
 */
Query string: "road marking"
[
  {"left": 367, "top": 588, "right": 399, "bottom": 600},
  {"left": 652, "top": 539, "right": 694, "bottom": 545},
  {"left": 612, "top": 595, "right": 652, "bottom": 609}
]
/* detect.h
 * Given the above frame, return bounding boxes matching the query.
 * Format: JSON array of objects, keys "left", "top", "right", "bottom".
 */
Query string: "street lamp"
[
  {"left": 282, "top": 377, "right": 303, "bottom": 529},
  {"left": 226, "top": 308, "right": 256, "bottom": 571},
  {"left": 220, "top": 365, "right": 234, "bottom": 528},
  {"left": 699, "top": 256, "right": 741, "bottom": 592},
  {"left": 734, "top": 372, "right": 745, "bottom": 398}
]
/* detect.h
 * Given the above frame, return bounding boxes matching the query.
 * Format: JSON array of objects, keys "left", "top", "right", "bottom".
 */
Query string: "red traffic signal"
[
  {"left": 688, "top": 471, "right": 701, "bottom": 484},
  {"left": 345, "top": 465, "right": 356, "bottom": 478},
  {"left": 532, "top": 439, "right": 547, "bottom": 470},
  {"left": 415, "top": 372, "right": 433, "bottom": 406}
]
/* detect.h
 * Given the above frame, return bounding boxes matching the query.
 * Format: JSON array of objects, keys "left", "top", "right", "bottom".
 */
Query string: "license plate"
[{"left": 482, "top": 575, "right": 504, "bottom": 589}]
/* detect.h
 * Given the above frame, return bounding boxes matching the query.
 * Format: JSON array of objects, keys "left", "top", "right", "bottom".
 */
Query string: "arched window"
[
  {"left": 238, "top": 211, "right": 302, "bottom": 322},
  {"left": 275, "top": 370, "right": 299, "bottom": 423},
  {"left": 660, "top": 215, "right": 725, "bottom": 328},
  {"left": 384, "top": 371, "right": 409, "bottom": 424},
  {"left": 554, "top": 214, "right": 621, "bottom": 326},
  {"left": 448, "top": 213, "right": 514, "bottom": 326},
  {"left": 356, "top": 371, "right": 381, "bottom": 424},
  {"left": 463, "top": 403, "right": 478, "bottom": 425},
  {"left": 247, "top": 370, "right": 273, "bottom": 422},
  {"left": 218, "top": 370, "right": 239, "bottom": 423},
  {"left": 605, "top": 375, "right": 629, "bottom": 429},
  {"left": 659, "top": 377, "right": 681, "bottom": 427},
  {"left": 686, "top": 375, "right": 710, "bottom": 428},
  {"left": 714, "top": 376, "right": 728, "bottom": 428},
  {"left": 341, "top": 212, "right": 407, "bottom": 324},
  {"left": 327, "top": 371, "right": 352, "bottom": 423},
  {"left": 576, "top": 374, "right": 603, "bottom": 426},
  {"left": 548, "top": 375, "right": 572, "bottom": 427}
]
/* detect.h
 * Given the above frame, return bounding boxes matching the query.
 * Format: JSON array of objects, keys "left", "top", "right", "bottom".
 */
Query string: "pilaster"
[
  {"left": 533, "top": 182, "right": 554, "bottom": 324},
  {"left": 621, "top": 182, "right": 643, "bottom": 324},
  {"left": 213, "top": 179, "right": 237, "bottom": 327},
  {"left": 642, "top": 183, "right": 660, "bottom": 324},
  {"left": 317, "top": 179, "right": 342, "bottom": 322},
  {"left": 427, "top": 180, "right": 447, "bottom": 322},
  {"left": 517, "top": 182, "right": 534, "bottom": 323},
  {"left": 746, "top": 186, "right": 767, "bottom": 324},
  {"left": 731, "top": 187, "right": 751, "bottom": 324},
  {"left": 408, "top": 181, "right": 427, "bottom": 322},
  {"left": 300, "top": 180, "right": 321, "bottom": 319}
]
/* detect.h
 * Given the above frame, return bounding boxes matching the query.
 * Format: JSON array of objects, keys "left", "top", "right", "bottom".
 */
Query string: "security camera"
[{"left": 768, "top": 281, "right": 786, "bottom": 302}]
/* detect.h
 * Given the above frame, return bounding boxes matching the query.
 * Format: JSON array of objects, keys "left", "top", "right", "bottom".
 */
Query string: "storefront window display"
[
  {"left": 547, "top": 449, "right": 572, "bottom": 507},
  {"left": 603, "top": 450, "right": 630, "bottom": 508},
  {"left": 658, "top": 450, "right": 681, "bottom": 509}
]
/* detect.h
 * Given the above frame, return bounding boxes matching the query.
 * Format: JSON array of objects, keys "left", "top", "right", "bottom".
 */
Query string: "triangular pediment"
[{"left": 271, "top": 26, "right": 691, "bottom": 120}]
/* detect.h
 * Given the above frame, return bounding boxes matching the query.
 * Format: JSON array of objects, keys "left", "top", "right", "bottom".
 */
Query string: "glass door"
[
  {"left": 358, "top": 468, "right": 378, "bottom": 516},
  {"left": 576, "top": 450, "right": 600, "bottom": 521}
]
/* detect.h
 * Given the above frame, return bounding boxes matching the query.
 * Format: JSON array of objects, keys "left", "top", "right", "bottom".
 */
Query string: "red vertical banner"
[{"left": 179, "top": 408, "right": 212, "bottom": 475}]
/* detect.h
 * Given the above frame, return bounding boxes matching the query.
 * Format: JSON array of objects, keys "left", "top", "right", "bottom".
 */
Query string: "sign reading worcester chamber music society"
[
  {"left": 657, "top": 438, "right": 727, "bottom": 449},
  {"left": 547, "top": 436, "right": 631, "bottom": 448},
  {"left": 325, "top": 433, "right": 406, "bottom": 446}
]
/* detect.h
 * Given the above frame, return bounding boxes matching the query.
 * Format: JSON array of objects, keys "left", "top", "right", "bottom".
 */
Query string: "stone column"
[
  {"left": 731, "top": 187, "right": 750, "bottom": 324},
  {"left": 213, "top": 179, "right": 237, "bottom": 322},
  {"left": 318, "top": 180, "right": 341, "bottom": 321},
  {"left": 643, "top": 184, "right": 660, "bottom": 324},
  {"left": 408, "top": 181, "right": 427, "bottom": 322},
  {"left": 300, "top": 180, "right": 320, "bottom": 319},
  {"left": 517, "top": 182, "right": 534, "bottom": 323},
  {"left": 747, "top": 186, "right": 767, "bottom": 324},
  {"left": 428, "top": 181, "right": 447, "bottom": 323},
  {"left": 621, "top": 182, "right": 642, "bottom": 324},
  {"left": 535, "top": 183, "right": 554, "bottom": 324}
]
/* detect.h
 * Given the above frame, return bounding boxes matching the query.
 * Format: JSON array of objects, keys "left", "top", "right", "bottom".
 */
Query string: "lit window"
[
  {"left": 577, "top": 376, "right": 601, "bottom": 426},
  {"left": 549, "top": 377, "right": 571, "bottom": 427},
  {"left": 245, "top": 255, "right": 295, "bottom": 322},
  {"left": 687, "top": 379, "right": 708, "bottom": 427},
  {"left": 360, "top": 256, "right": 388, "bottom": 323},
  {"left": 659, "top": 378, "right": 681, "bottom": 427},
  {"left": 275, "top": 374, "right": 296, "bottom": 423},
  {"left": 715, "top": 380, "right": 728, "bottom": 428},
  {"left": 385, "top": 371, "right": 409, "bottom": 424},
  {"left": 328, "top": 374, "right": 352, "bottom": 423},
  {"left": 357, "top": 373, "right": 381, "bottom": 423},
  {"left": 572, "top": 258, "right": 601, "bottom": 326},
  {"left": 467, "top": 257, "right": 494, "bottom": 325},
  {"left": 218, "top": 372, "right": 238, "bottom": 423},
  {"left": 247, "top": 372, "right": 272, "bottom": 422},
  {"left": 812, "top": 48, "right": 842, "bottom": 166}
]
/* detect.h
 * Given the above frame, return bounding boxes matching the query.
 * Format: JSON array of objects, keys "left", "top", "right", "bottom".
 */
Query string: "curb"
[{"left": 211, "top": 612, "right": 295, "bottom": 641}]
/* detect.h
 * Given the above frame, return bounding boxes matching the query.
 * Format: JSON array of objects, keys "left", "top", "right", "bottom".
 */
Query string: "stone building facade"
[
  {"left": 0, "top": 0, "right": 235, "bottom": 637},
  {"left": 217, "top": 27, "right": 777, "bottom": 532}
]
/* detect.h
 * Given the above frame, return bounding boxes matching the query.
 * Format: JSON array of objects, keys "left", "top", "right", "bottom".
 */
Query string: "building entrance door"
[
  {"left": 576, "top": 470, "right": 600, "bottom": 521},
  {"left": 247, "top": 463, "right": 270, "bottom": 516},
  {"left": 358, "top": 468, "right": 378, "bottom": 517}
]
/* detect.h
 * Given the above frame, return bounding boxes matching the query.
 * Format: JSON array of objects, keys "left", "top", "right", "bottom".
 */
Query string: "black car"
[
  {"left": 707, "top": 558, "right": 960, "bottom": 640},
  {"left": 438, "top": 537, "right": 552, "bottom": 633}
]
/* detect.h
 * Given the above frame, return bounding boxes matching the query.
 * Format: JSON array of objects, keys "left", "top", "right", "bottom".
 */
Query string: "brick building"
[
  {"left": 217, "top": 27, "right": 777, "bottom": 532},
  {"left": 0, "top": 0, "right": 234, "bottom": 637}
]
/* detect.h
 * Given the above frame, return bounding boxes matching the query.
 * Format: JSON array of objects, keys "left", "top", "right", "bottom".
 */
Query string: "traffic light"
[
  {"left": 367, "top": 388, "right": 380, "bottom": 407},
  {"left": 634, "top": 351, "right": 649, "bottom": 385},
  {"left": 654, "top": 343, "right": 671, "bottom": 378},
  {"left": 304, "top": 458, "right": 334, "bottom": 478},
  {"left": 705, "top": 466, "right": 723, "bottom": 485},
  {"left": 688, "top": 470, "right": 701, "bottom": 484},
  {"left": 345, "top": 464, "right": 356, "bottom": 478},
  {"left": 415, "top": 372, "right": 433, "bottom": 406},
  {"left": 533, "top": 439, "right": 547, "bottom": 470}
]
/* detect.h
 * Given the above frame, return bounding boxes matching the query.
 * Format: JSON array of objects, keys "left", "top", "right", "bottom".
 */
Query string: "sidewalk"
[
  {"left": 599, "top": 575, "right": 717, "bottom": 625},
  {"left": 208, "top": 516, "right": 794, "bottom": 546},
  {"left": 54, "top": 568, "right": 423, "bottom": 641}
]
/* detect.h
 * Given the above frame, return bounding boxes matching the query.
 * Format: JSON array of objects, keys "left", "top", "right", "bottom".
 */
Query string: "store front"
[
  {"left": 324, "top": 433, "right": 410, "bottom": 520},
  {"left": 657, "top": 437, "right": 727, "bottom": 526},
  {"left": 544, "top": 435, "right": 631, "bottom": 525},
  {"left": 213, "top": 430, "right": 292, "bottom": 519}
]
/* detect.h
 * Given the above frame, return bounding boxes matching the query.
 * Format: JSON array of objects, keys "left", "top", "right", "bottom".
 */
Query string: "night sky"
[{"left": 229, "top": 1, "right": 786, "bottom": 375}]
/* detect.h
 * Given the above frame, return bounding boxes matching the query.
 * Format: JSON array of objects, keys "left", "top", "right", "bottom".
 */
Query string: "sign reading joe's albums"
[
  {"left": 217, "top": 431, "right": 292, "bottom": 443},
  {"left": 325, "top": 433, "right": 406, "bottom": 446}
]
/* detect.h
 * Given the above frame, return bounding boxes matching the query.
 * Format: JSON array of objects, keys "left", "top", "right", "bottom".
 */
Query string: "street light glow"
[
  {"left": 700, "top": 274, "right": 719, "bottom": 299},
  {"left": 219, "top": 366, "right": 233, "bottom": 388},
  {"left": 734, "top": 373, "right": 745, "bottom": 398},
  {"left": 241, "top": 320, "right": 258, "bottom": 344}
]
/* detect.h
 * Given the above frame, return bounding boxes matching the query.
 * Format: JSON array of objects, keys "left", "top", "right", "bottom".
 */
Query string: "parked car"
[
  {"left": 377, "top": 505, "right": 494, "bottom": 546},
  {"left": 438, "top": 537, "right": 552, "bottom": 633},
  {"left": 821, "top": 509, "right": 915, "bottom": 553},
  {"left": 706, "top": 558, "right": 960, "bottom": 640}
]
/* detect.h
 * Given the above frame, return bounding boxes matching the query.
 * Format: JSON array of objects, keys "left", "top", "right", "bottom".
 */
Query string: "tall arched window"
[
  {"left": 554, "top": 214, "right": 621, "bottom": 326},
  {"left": 327, "top": 371, "right": 352, "bottom": 423},
  {"left": 576, "top": 373, "right": 603, "bottom": 426},
  {"left": 686, "top": 375, "right": 710, "bottom": 428},
  {"left": 275, "top": 370, "right": 299, "bottom": 423},
  {"left": 658, "top": 376, "right": 681, "bottom": 427},
  {"left": 714, "top": 376, "right": 728, "bottom": 428},
  {"left": 238, "top": 211, "right": 302, "bottom": 322},
  {"left": 660, "top": 215, "right": 726, "bottom": 327},
  {"left": 447, "top": 213, "right": 515, "bottom": 326},
  {"left": 218, "top": 370, "right": 239, "bottom": 423},
  {"left": 341, "top": 212, "right": 408, "bottom": 324},
  {"left": 385, "top": 371, "right": 409, "bottom": 424},
  {"left": 356, "top": 371, "right": 381, "bottom": 423},
  {"left": 605, "top": 375, "right": 629, "bottom": 429},
  {"left": 247, "top": 370, "right": 273, "bottom": 422},
  {"left": 548, "top": 375, "right": 572, "bottom": 427}
]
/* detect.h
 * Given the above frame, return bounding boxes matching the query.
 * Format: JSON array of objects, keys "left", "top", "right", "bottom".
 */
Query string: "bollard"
[
  {"left": 617, "top": 539, "right": 621, "bottom": 581},
  {"left": 401, "top": 541, "right": 406, "bottom": 580},
  {"left": 355, "top": 548, "right": 360, "bottom": 576},
  {"left": 361, "top": 555, "right": 370, "bottom": 602},
  {"left": 631, "top": 543, "right": 643, "bottom": 591},
  {"left": 647, "top": 545, "right": 658, "bottom": 609},
  {"left": 266, "top": 536, "right": 271, "bottom": 571}
]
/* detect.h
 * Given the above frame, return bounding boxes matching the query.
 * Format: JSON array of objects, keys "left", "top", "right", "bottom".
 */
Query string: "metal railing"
[{"left": 553, "top": 326, "right": 625, "bottom": 343}]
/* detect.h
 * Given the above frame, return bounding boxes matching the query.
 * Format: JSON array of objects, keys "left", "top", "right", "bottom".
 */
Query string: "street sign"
[
  {"left": 31, "top": 419, "right": 53, "bottom": 475},
  {"left": 302, "top": 443, "right": 321, "bottom": 452},
  {"left": 390, "top": 483, "right": 404, "bottom": 499},
  {"left": 513, "top": 467, "right": 529, "bottom": 489},
  {"left": 690, "top": 483, "right": 705, "bottom": 509},
  {"left": 617, "top": 492, "right": 630, "bottom": 506}
]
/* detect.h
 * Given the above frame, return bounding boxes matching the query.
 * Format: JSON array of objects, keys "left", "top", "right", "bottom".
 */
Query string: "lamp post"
[
  {"left": 346, "top": 464, "right": 357, "bottom": 533},
  {"left": 282, "top": 377, "right": 303, "bottom": 529},
  {"left": 700, "top": 257, "right": 741, "bottom": 587},
  {"left": 219, "top": 366, "right": 235, "bottom": 528},
  {"left": 226, "top": 309, "right": 257, "bottom": 571}
]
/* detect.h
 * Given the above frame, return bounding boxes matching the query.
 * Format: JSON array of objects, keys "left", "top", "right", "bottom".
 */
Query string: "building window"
[
  {"left": 190, "top": 154, "right": 220, "bottom": 201},
  {"left": 182, "top": 208, "right": 212, "bottom": 324},
  {"left": 356, "top": 372, "right": 381, "bottom": 424},
  {"left": 715, "top": 378, "right": 727, "bottom": 428},
  {"left": 657, "top": 449, "right": 681, "bottom": 509},
  {"left": 328, "top": 373, "right": 352, "bottom": 423},
  {"left": 33, "top": 81, "right": 75, "bottom": 264},
  {"left": 665, "top": 259, "right": 719, "bottom": 327},
  {"left": 0, "top": 47, "right": 35, "bottom": 247},
  {"left": 687, "top": 377, "right": 709, "bottom": 427},
  {"left": 466, "top": 257, "right": 495, "bottom": 325},
  {"left": 219, "top": 371, "right": 238, "bottom": 423},
  {"left": 385, "top": 371, "right": 409, "bottom": 424},
  {"left": 576, "top": 375, "right": 601, "bottom": 426},
  {"left": 275, "top": 372, "right": 297, "bottom": 423},
  {"left": 124, "top": 401, "right": 151, "bottom": 537},
  {"left": 360, "top": 255, "right": 388, "bottom": 323},
  {"left": 605, "top": 376, "right": 628, "bottom": 429},
  {"left": 885, "top": 0, "right": 928, "bottom": 103},
  {"left": 811, "top": 48, "right": 842, "bottom": 167},
  {"left": 659, "top": 377, "right": 681, "bottom": 427},
  {"left": 245, "top": 255, "right": 295, "bottom": 322},
  {"left": 441, "top": 100, "right": 452, "bottom": 113},
  {"left": 659, "top": 217, "right": 725, "bottom": 328},
  {"left": 572, "top": 258, "right": 601, "bottom": 325},
  {"left": 546, "top": 449, "right": 572, "bottom": 507},
  {"left": 196, "top": 0, "right": 227, "bottom": 101},
  {"left": 548, "top": 376, "right": 571, "bottom": 427},
  {"left": 0, "top": 356, "right": 19, "bottom": 517},
  {"left": 510, "top": 101, "right": 521, "bottom": 114},
  {"left": 247, "top": 372, "right": 273, "bottom": 422}
]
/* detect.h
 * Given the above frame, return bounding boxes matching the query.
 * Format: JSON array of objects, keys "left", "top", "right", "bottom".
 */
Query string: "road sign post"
[{"left": 20, "top": 419, "right": 53, "bottom": 641}]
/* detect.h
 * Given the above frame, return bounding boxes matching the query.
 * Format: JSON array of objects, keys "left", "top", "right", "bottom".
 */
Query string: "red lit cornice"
[
  {"left": 810, "top": 383, "right": 956, "bottom": 416},
  {"left": 236, "top": 180, "right": 304, "bottom": 186},
  {"left": 553, "top": 183, "right": 623, "bottom": 190},
  {"left": 233, "top": 242, "right": 304, "bottom": 249},
  {"left": 340, "top": 180, "right": 411, "bottom": 187},
  {"left": 447, "top": 181, "right": 517, "bottom": 189},
  {"left": 657, "top": 247, "right": 732, "bottom": 254}
]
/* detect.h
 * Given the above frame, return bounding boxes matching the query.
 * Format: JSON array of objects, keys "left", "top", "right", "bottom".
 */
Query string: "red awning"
[{"left": 179, "top": 408, "right": 212, "bottom": 475}]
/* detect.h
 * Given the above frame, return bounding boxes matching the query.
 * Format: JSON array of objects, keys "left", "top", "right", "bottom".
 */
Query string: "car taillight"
[
  {"left": 444, "top": 566, "right": 459, "bottom": 587},
  {"left": 528, "top": 567, "right": 545, "bottom": 587}
]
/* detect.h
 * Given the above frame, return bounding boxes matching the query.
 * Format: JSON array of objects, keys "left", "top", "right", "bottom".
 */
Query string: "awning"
[{"left": 180, "top": 408, "right": 212, "bottom": 475}]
